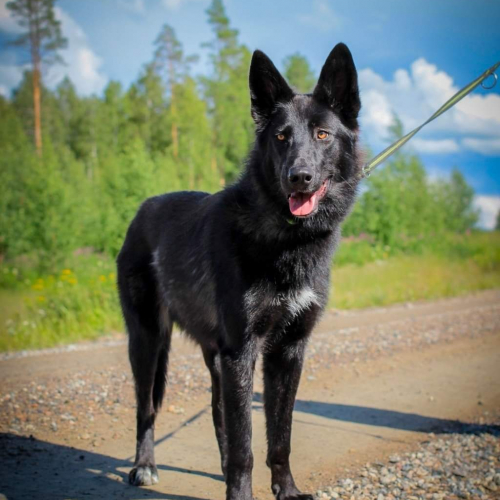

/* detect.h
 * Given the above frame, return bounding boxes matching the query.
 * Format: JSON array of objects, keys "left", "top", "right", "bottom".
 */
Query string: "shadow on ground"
[
  {"left": 0, "top": 433, "right": 213, "bottom": 500},
  {"left": 253, "top": 393, "right": 500, "bottom": 435},
  {"left": 2, "top": 398, "right": 498, "bottom": 499}
]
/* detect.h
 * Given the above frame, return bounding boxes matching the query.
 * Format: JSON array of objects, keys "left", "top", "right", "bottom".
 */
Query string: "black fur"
[{"left": 117, "top": 42, "right": 362, "bottom": 500}]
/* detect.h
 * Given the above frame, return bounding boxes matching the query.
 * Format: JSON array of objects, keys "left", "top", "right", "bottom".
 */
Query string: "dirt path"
[{"left": 0, "top": 290, "right": 499, "bottom": 500}]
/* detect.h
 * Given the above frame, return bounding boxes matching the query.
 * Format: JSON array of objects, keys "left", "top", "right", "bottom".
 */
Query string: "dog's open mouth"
[{"left": 288, "top": 180, "right": 329, "bottom": 217}]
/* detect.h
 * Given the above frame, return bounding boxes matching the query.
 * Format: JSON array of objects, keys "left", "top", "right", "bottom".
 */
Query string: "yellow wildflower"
[
  {"left": 99, "top": 275, "right": 107, "bottom": 283},
  {"left": 61, "top": 269, "right": 72, "bottom": 275}
]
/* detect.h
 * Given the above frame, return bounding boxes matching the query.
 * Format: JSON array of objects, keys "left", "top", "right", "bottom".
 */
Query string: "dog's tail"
[{"left": 152, "top": 346, "right": 169, "bottom": 412}]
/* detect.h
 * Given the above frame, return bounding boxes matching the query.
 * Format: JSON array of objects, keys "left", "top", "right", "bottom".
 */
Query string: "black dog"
[{"left": 117, "top": 42, "right": 361, "bottom": 500}]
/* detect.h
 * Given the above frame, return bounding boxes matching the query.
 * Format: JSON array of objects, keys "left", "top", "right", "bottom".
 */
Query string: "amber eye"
[
  {"left": 276, "top": 133, "right": 286, "bottom": 141},
  {"left": 317, "top": 130, "right": 329, "bottom": 140}
]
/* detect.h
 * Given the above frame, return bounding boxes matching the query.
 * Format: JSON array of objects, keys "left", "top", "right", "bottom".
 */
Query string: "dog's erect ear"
[
  {"left": 313, "top": 43, "right": 360, "bottom": 128},
  {"left": 249, "top": 50, "right": 294, "bottom": 128}
]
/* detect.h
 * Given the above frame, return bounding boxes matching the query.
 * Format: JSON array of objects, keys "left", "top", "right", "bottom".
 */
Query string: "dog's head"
[{"left": 249, "top": 43, "right": 362, "bottom": 222}]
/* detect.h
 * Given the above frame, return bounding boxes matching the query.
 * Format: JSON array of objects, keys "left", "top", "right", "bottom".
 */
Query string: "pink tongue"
[{"left": 289, "top": 192, "right": 318, "bottom": 216}]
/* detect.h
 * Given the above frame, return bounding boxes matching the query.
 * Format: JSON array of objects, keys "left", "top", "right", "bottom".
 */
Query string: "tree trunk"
[
  {"left": 29, "top": 7, "right": 42, "bottom": 156},
  {"left": 171, "top": 117, "right": 179, "bottom": 159},
  {"left": 168, "top": 58, "right": 179, "bottom": 159},
  {"left": 33, "top": 64, "right": 42, "bottom": 155}
]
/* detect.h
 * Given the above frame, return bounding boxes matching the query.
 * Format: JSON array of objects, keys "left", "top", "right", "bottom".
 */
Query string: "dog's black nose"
[{"left": 288, "top": 167, "right": 313, "bottom": 189}]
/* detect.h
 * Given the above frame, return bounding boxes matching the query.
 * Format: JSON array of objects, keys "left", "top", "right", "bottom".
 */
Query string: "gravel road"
[
  {"left": 0, "top": 290, "right": 499, "bottom": 500},
  {"left": 316, "top": 427, "right": 500, "bottom": 500}
]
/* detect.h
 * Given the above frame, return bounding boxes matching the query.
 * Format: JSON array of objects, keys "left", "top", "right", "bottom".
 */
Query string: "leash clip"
[
  {"left": 360, "top": 164, "right": 371, "bottom": 179},
  {"left": 481, "top": 71, "right": 498, "bottom": 90}
]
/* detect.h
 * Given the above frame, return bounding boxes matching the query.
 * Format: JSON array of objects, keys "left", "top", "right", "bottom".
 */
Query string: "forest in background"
[
  {"left": 0, "top": 0, "right": 498, "bottom": 351},
  {"left": 0, "top": 0, "right": 482, "bottom": 265}
]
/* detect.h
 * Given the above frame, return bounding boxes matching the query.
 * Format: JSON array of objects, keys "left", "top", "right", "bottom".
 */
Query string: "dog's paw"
[
  {"left": 279, "top": 495, "right": 313, "bottom": 500},
  {"left": 128, "top": 465, "right": 159, "bottom": 486},
  {"left": 278, "top": 495, "right": 313, "bottom": 500},
  {"left": 273, "top": 485, "right": 313, "bottom": 500}
]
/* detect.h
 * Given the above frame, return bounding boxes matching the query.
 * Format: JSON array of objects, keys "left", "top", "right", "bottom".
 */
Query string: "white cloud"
[
  {"left": 411, "top": 138, "right": 460, "bottom": 154},
  {"left": 462, "top": 138, "right": 500, "bottom": 156},
  {"left": 359, "top": 58, "right": 500, "bottom": 157},
  {"left": 117, "top": 0, "right": 145, "bottom": 13},
  {"left": 298, "top": 0, "right": 342, "bottom": 32},
  {"left": 474, "top": 195, "right": 500, "bottom": 230},
  {"left": 426, "top": 165, "right": 451, "bottom": 182},
  {"left": 0, "top": 4, "right": 30, "bottom": 95},
  {"left": 361, "top": 87, "right": 393, "bottom": 132},
  {"left": 0, "top": 1, "right": 24, "bottom": 34},
  {"left": 45, "top": 8, "right": 107, "bottom": 96},
  {"left": 161, "top": 0, "right": 207, "bottom": 10}
]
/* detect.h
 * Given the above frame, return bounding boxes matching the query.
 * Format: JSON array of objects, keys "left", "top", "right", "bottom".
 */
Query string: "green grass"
[
  {"left": 0, "top": 289, "right": 29, "bottom": 324},
  {"left": 330, "top": 254, "right": 500, "bottom": 309},
  {"left": 0, "top": 231, "right": 499, "bottom": 352},
  {"left": 330, "top": 231, "right": 500, "bottom": 309},
  {"left": 0, "top": 255, "right": 122, "bottom": 352}
]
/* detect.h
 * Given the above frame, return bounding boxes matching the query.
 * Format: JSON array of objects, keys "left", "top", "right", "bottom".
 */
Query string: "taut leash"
[{"left": 359, "top": 61, "right": 499, "bottom": 179}]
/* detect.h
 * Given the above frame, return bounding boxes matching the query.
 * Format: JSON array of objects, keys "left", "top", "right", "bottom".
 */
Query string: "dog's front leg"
[
  {"left": 263, "top": 335, "right": 313, "bottom": 500},
  {"left": 220, "top": 340, "right": 257, "bottom": 500}
]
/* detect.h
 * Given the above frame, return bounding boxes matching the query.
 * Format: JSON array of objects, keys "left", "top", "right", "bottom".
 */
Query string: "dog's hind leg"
[
  {"left": 263, "top": 332, "right": 315, "bottom": 500},
  {"left": 118, "top": 262, "right": 172, "bottom": 487},
  {"left": 202, "top": 347, "right": 227, "bottom": 477}
]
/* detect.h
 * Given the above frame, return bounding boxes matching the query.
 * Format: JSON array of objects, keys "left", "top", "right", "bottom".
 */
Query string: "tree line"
[{"left": 0, "top": 0, "right": 479, "bottom": 269}]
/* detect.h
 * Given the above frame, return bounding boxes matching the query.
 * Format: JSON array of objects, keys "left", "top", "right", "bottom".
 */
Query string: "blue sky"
[{"left": 1, "top": 0, "right": 499, "bottom": 227}]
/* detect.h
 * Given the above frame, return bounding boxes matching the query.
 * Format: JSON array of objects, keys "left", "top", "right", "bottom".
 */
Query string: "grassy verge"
[
  {"left": 0, "top": 231, "right": 499, "bottom": 352},
  {"left": 330, "top": 254, "right": 499, "bottom": 309},
  {"left": 330, "top": 231, "right": 500, "bottom": 309},
  {"left": 0, "top": 256, "right": 122, "bottom": 352}
]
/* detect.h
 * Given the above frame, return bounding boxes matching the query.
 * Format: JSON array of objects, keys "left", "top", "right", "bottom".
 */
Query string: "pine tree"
[
  {"left": 12, "top": 71, "right": 66, "bottom": 151},
  {"left": 153, "top": 24, "right": 197, "bottom": 158},
  {"left": 204, "top": 0, "right": 240, "bottom": 69},
  {"left": 173, "top": 77, "right": 216, "bottom": 190},
  {"left": 99, "top": 80, "right": 130, "bottom": 154},
  {"left": 6, "top": 0, "right": 67, "bottom": 155},
  {"left": 283, "top": 53, "right": 316, "bottom": 93},
  {"left": 127, "top": 63, "right": 169, "bottom": 154},
  {"left": 203, "top": 0, "right": 253, "bottom": 183}
]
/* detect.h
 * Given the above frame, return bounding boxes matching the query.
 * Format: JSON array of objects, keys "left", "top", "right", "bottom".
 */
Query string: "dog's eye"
[
  {"left": 276, "top": 133, "right": 286, "bottom": 141},
  {"left": 317, "top": 130, "right": 329, "bottom": 140}
]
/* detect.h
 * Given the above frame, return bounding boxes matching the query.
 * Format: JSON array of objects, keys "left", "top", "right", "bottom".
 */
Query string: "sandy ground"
[{"left": 0, "top": 290, "right": 499, "bottom": 500}]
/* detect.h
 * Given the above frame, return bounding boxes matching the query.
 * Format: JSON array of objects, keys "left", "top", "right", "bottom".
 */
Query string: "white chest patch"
[
  {"left": 244, "top": 285, "right": 319, "bottom": 322},
  {"left": 286, "top": 287, "right": 319, "bottom": 317}
]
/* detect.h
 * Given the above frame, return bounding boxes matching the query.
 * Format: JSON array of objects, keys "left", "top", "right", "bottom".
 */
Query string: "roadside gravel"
[{"left": 316, "top": 421, "right": 500, "bottom": 500}]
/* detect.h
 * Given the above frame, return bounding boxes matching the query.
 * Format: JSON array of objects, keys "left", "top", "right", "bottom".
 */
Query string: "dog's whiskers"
[{"left": 339, "top": 174, "right": 357, "bottom": 190}]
